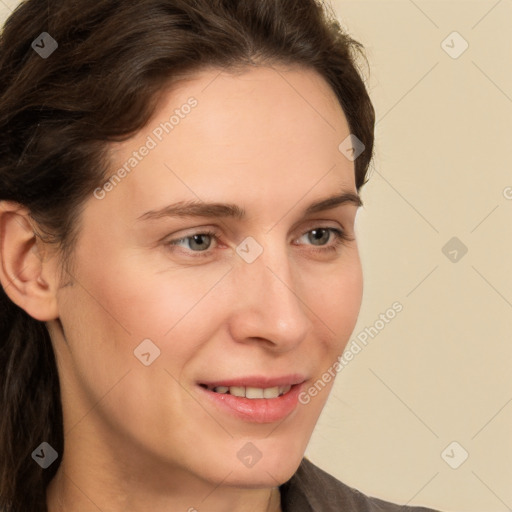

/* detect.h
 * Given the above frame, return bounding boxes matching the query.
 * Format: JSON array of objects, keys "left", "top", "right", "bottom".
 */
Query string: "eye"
[
  {"left": 164, "top": 226, "right": 352, "bottom": 259},
  {"left": 300, "top": 228, "right": 337, "bottom": 246},
  {"left": 295, "top": 227, "right": 351, "bottom": 252},
  {"left": 167, "top": 230, "right": 219, "bottom": 253}
]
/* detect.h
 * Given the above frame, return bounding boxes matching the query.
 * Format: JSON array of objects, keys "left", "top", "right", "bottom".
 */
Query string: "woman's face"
[{"left": 49, "top": 65, "right": 363, "bottom": 492}]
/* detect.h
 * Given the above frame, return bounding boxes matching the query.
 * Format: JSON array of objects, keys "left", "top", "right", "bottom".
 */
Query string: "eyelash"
[{"left": 165, "top": 227, "right": 352, "bottom": 258}]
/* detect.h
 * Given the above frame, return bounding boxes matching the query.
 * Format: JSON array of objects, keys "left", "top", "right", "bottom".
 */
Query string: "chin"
[
  {"left": 219, "top": 439, "right": 306, "bottom": 488},
  {"left": 222, "top": 464, "right": 299, "bottom": 489}
]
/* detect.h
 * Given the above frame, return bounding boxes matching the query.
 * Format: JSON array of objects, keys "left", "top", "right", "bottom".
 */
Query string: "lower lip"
[{"left": 197, "top": 383, "right": 304, "bottom": 423}]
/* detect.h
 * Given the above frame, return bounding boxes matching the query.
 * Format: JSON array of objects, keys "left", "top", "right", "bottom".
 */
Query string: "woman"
[{"left": 0, "top": 0, "right": 441, "bottom": 510}]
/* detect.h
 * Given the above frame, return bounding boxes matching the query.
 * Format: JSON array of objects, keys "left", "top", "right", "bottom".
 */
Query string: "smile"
[
  {"left": 200, "top": 384, "right": 292, "bottom": 399},
  {"left": 197, "top": 376, "right": 307, "bottom": 423}
]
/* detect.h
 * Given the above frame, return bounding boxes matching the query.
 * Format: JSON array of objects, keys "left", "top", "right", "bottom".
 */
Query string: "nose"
[{"left": 227, "top": 240, "right": 313, "bottom": 352}]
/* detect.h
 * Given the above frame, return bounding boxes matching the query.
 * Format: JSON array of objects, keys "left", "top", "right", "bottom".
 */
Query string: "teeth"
[
  {"left": 209, "top": 384, "right": 292, "bottom": 398},
  {"left": 263, "top": 387, "right": 280, "bottom": 398},
  {"left": 229, "top": 386, "right": 246, "bottom": 397},
  {"left": 246, "top": 387, "right": 264, "bottom": 399},
  {"left": 279, "top": 384, "right": 292, "bottom": 395}
]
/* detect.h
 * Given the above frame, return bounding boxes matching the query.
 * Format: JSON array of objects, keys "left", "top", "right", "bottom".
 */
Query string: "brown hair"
[{"left": 0, "top": 0, "right": 375, "bottom": 510}]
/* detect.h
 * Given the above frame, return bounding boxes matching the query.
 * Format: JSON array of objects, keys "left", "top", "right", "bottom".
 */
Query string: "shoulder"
[{"left": 279, "top": 457, "right": 442, "bottom": 512}]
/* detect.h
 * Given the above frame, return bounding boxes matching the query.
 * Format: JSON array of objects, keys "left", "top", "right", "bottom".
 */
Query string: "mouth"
[
  {"left": 196, "top": 375, "right": 307, "bottom": 423},
  {"left": 199, "top": 383, "right": 292, "bottom": 399}
]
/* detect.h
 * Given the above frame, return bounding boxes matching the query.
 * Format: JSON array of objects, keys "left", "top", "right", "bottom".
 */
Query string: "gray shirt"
[{"left": 279, "top": 458, "right": 442, "bottom": 511}]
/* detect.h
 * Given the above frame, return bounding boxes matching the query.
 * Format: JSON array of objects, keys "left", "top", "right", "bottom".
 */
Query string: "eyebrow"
[{"left": 137, "top": 191, "right": 362, "bottom": 222}]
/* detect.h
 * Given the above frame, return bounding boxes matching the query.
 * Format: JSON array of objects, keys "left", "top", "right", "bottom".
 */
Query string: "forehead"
[{"left": 101, "top": 65, "right": 355, "bottom": 220}]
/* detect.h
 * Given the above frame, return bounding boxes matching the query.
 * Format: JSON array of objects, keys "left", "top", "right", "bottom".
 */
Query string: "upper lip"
[{"left": 199, "top": 374, "right": 307, "bottom": 389}]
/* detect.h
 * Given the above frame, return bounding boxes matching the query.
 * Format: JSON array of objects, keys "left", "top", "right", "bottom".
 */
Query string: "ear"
[{"left": 0, "top": 201, "right": 59, "bottom": 321}]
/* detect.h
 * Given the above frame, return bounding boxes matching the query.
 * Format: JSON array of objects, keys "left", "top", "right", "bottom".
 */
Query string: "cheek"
[
  {"left": 55, "top": 252, "right": 226, "bottom": 449},
  {"left": 338, "top": 261, "right": 363, "bottom": 334},
  {"left": 72, "top": 240, "right": 231, "bottom": 344},
  {"left": 307, "top": 252, "right": 363, "bottom": 353}
]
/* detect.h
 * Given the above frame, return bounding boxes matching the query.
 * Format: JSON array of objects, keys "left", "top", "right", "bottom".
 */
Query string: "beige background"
[
  {"left": 1, "top": 1, "right": 511, "bottom": 511},
  {"left": 310, "top": 2, "right": 512, "bottom": 511}
]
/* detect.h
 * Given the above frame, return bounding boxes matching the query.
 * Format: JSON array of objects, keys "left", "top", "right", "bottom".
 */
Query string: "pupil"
[
  {"left": 191, "top": 234, "right": 211, "bottom": 251},
  {"left": 310, "top": 229, "right": 328, "bottom": 245}
]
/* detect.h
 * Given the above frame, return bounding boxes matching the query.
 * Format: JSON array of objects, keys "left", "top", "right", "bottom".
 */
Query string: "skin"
[{"left": 0, "top": 64, "right": 363, "bottom": 512}]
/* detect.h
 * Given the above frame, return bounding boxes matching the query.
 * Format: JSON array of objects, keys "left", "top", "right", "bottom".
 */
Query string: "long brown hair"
[{"left": 0, "top": 0, "right": 375, "bottom": 510}]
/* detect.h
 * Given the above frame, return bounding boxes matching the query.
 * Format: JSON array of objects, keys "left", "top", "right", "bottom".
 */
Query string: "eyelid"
[
  {"left": 164, "top": 222, "right": 352, "bottom": 258},
  {"left": 163, "top": 215, "right": 349, "bottom": 240}
]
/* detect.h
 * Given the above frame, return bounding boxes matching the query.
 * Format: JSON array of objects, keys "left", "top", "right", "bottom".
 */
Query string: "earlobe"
[{"left": 0, "top": 201, "right": 59, "bottom": 321}]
